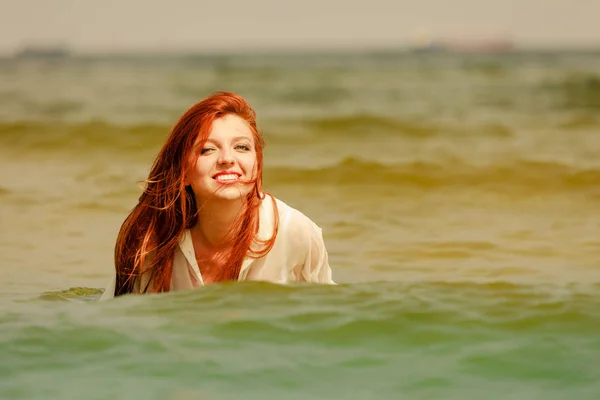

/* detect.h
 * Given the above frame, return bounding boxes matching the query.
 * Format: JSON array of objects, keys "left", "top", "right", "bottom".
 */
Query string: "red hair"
[{"left": 113, "top": 91, "right": 278, "bottom": 296}]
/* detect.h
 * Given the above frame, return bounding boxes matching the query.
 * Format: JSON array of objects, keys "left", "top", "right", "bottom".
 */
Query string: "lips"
[{"left": 212, "top": 171, "right": 241, "bottom": 182}]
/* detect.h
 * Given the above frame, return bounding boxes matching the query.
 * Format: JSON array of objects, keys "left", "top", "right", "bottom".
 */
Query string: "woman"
[{"left": 101, "top": 91, "right": 334, "bottom": 299}]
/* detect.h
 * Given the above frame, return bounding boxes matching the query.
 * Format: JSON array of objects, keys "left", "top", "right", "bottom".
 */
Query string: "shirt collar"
[{"left": 178, "top": 194, "right": 274, "bottom": 281}]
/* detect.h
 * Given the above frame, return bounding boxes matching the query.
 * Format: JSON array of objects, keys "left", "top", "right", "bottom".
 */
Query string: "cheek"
[
  {"left": 243, "top": 155, "right": 258, "bottom": 175},
  {"left": 186, "top": 159, "right": 210, "bottom": 185},
  {"left": 193, "top": 158, "right": 212, "bottom": 177}
]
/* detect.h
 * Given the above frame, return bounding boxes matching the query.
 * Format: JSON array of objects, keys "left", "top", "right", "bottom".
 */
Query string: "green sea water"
[
  {"left": 2, "top": 282, "right": 600, "bottom": 399},
  {"left": 0, "top": 50, "right": 599, "bottom": 399}
]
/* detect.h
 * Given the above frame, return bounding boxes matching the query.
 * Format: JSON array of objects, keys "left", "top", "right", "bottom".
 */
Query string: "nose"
[{"left": 217, "top": 148, "right": 235, "bottom": 165}]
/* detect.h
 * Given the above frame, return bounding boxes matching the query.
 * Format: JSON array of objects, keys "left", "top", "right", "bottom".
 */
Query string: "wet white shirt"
[{"left": 100, "top": 194, "right": 334, "bottom": 300}]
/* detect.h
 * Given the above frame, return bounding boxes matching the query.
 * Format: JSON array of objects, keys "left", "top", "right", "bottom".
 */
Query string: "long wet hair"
[{"left": 113, "top": 91, "right": 278, "bottom": 296}]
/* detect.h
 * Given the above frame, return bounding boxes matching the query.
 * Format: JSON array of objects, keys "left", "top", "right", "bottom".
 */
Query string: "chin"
[{"left": 213, "top": 185, "right": 252, "bottom": 201}]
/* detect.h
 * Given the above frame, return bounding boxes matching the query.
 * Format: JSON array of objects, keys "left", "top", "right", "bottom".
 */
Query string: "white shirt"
[{"left": 100, "top": 194, "right": 334, "bottom": 300}]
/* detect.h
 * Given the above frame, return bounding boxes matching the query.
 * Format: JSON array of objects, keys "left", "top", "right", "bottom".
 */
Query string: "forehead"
[{"left": 208, "top": 114, "right": 253, "bottom": 140}]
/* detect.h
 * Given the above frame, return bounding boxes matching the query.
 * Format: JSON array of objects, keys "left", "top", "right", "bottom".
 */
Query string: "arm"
[
  {"left": 297, "top": 220, "right": 336, "bottom": 284},
  {"left": 98, "top": 269, "right": 151, "bottom": 301},
  {"left": 101, "top": 251, "right": 157, "bottom": 300},
  {"left": 99, "top": 275, "right": 116, "bottom": 301}
]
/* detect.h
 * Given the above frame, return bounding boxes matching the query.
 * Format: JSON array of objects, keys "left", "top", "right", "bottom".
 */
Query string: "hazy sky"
[{"left": 1, "top": 0, "right": 598, "bottom": 53}]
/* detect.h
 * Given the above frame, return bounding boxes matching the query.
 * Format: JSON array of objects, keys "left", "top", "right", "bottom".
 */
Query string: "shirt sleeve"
[
  {"left": 297, "top": 219, "right": 336, "bottom": 284},
  {"left": 98, "top": 269, "right": 149, "bottom": 300},
  {"left": 99, "top": 275, "right": 116, "bottom": 301},
  {"left": 99, "top": 251, "right": 156, "bottom": 300}
]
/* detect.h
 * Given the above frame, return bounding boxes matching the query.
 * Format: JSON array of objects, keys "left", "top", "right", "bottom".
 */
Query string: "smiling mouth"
[{"left": 213, "top": 173, "right": 241, "bottom": 183}]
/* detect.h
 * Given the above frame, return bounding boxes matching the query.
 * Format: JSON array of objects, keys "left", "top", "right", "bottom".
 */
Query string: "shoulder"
[{"left": 268, "top": 195, "right": 323, "bottom": 245}]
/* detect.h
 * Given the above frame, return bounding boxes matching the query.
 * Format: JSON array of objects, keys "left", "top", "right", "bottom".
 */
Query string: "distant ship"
[
  {"left": 409, "top": 32, "right": 515, "bottom": 54},
  {"left": 13, "top": 45, "right": 71, "bottom": 59}
]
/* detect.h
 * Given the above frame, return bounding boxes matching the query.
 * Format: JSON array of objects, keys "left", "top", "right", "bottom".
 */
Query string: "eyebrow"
[{"left": 204, "top": 136, "right": 253, "bottom": 145}]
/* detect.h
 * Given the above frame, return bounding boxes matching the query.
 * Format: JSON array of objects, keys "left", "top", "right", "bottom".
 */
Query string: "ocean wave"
[
  {"left": 25, "top": 280, "right": 600, "bottom": 323},
  {"left": 267, "top": 114, "right": 514, "bottom": 138},
  {"left": 264, "top": 157, "right": 600, "bottom": 191},
  {"left": 0, "top": 122, "right": 169, "bottom": 152},
  {"left": 8, "top": 281, "right": 599, "bottom": 354},
  {"left": 2, "top": 281, "right": 598, "bottom": 399},
  {"left": 0, "top": 117, "right": 517, "bottom": 153},
  {"left": 539, "top": 73, "right": 600, "bottom": 110},
  {"left": 297, "top": 114, "right": 442, "bottom": 137}
]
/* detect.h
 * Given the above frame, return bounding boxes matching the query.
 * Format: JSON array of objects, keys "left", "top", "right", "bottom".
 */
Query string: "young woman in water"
[{"left": 101, "top": 91, "right": 334, "bottom": 299}]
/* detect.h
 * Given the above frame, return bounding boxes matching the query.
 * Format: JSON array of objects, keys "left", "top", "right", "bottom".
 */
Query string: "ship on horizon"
[
  {"left": 13, "top": 44, "right": 71, "bottom": 59},
  {"left": 409, "top": 31, "right": 515, "bottom": 54}
]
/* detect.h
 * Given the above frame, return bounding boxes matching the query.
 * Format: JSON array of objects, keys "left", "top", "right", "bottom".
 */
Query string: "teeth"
[{"left": 215, "top": 174, "right": 239, "bottom": 182}]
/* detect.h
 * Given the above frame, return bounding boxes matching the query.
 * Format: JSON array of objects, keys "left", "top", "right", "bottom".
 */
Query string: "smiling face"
[{"left": 186, "top": 114, "right": 258, "bottom": 204}]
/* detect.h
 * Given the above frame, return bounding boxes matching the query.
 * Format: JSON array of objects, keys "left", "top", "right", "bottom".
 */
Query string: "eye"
[
  {"left": 235, "top": 144, "right": 251, "bottom": 151},
  {"left": 200, "top": 147, "right": 215, "bottom": 155}
]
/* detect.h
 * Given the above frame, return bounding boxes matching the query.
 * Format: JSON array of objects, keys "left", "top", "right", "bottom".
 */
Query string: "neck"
[{"left": 192, "top": 197, "right": 246, "bottom": 248}]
